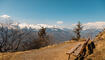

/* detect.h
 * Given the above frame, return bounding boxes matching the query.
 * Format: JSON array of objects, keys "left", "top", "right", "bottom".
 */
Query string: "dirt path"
[{"left": 0, "top": 41, "right": 83, "bottom": 60}]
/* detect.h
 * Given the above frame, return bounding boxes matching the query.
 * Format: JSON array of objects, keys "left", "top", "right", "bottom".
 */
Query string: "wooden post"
[
  {"left": 68, "top": 54, "right": 70, "bottom": 60},
  {"left": 2, "top": 53, "right": 4, "bottom": 60}
]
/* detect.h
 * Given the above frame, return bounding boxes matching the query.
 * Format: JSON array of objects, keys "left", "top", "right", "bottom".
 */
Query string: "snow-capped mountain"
[
  {"left": 17, "top": 23, "right": 64, "bottom": 30},
  {"left": 11, "top": 22, "right": 105, "bottom": 32},
  {"left": 71, "top": 22, "right": 105, "bottom": 30},
  {"left": 1, "top": 15, "right": 105, "bottom": 30},
  {"left": 10, "top": 22, "right": 104, "bottom": 42},
  {"left": 83, "top": 22, "right": 105, "bottom": 30},
  {"left": 0, "top": 15, "right": 105, "bottom": 42},
  {"left": 11, "top": 23, "right": 74, "bottom": 42}
]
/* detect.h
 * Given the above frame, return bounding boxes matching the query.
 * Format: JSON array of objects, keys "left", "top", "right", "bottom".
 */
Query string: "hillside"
[
  {"left": 0, "top": 41, "right": 84, "bottom": 60},
  {"left": 0, "top": 29, "right": 105, "bottom": 60},
  {"left": 86, "top": 30, "right": 105, "bottom": 60}
]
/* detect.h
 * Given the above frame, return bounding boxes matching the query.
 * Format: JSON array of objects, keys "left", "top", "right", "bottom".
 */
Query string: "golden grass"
[
  {"left": 86, "top": 30, "right": 105, "bottom": 60},
  {"left": 0, "top": 32, "right": 105, "bottom": 60},
  {"left": 0, "top": 41, "right": 83, "bottom": 60},
  {"left": 86, "top": 40, "right": 105, "bottom": 60}
]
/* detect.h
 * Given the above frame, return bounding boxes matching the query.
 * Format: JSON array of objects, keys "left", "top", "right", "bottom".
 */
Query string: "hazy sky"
[{"left": 0, "top": 0, "right": 105, "bottom": 25}]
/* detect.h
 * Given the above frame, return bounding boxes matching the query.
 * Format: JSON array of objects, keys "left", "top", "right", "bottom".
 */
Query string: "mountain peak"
[{"left": 83, "top": 22, "right": 105, "bottom": 30}]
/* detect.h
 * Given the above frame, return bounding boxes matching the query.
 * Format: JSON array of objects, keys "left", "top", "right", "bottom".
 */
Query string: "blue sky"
[{"left": 0, "top": 0, "right": 105, "bottom": 25}]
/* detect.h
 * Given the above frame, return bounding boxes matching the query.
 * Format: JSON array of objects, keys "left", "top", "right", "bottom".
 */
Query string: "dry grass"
[
  {"left": 86, "top": 40, "right": 105, "bottom": 60},
  {"left": 0, "top": 32, "right": 105, "bottom": 60},
  {"left": 86, "top": 30, "right": 105, "bottom": 60},
  {"left": 0, "top": 41, "right": 84, "bottom": 60}
]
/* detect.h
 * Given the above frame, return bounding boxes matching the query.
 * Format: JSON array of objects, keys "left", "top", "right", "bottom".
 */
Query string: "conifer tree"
[
  {"left": 38, "top": 27, "right": 50, "bottom": 47},
  {"left": 73, "top": 21, "right": 83, "bottom": 41}
]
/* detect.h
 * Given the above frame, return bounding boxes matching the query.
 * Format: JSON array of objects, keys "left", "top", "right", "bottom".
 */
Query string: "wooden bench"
[
  {"left": 66, "top": 43, "right": 81, "bottom": 60},
  {"left": 66, "top": 39, "right": 90, "bottom": 60},
  {"left": 66, "top": 43, "right": 81, "bottom": 55}
]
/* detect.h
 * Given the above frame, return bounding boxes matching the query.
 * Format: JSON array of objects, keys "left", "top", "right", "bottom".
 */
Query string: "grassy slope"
[
  {"left": 0, "top": 41, "right": 84, "bottom": 60},
  {"left": 87, "top": 40, "right": 105, "bottom": 60},
  {"left": 86, "top": 31, "right": 105, "bottom": 60},
  {"left": 1, "top": 30, "right": 105, "bottom": 60}
]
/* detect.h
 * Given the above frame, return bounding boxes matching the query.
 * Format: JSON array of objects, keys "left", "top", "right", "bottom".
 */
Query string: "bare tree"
[
  {"left": 0, "top": 24, "right": 31, "bottom": 52},
  {"left": 73, "top": 21, "right": 83, "bottom": 41},
  {"left": 0, "top": 24, "right": 52, "bottom": 52}
]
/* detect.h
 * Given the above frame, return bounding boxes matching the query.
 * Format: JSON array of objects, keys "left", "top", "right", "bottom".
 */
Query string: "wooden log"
[
  {"left": 72, "top": 44, "right": 84, "bottom": 56},
  {"left": 66, "top": 43, "right": 81, "bottom": 55}
]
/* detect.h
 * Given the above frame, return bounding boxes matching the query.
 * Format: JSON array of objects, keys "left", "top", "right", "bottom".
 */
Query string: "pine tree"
[
  {"left": 38, "top": 27, "right": 50, "bottom": 47},
  {"left": 73, "top": 21, "right": 83, "bottom": 41}
]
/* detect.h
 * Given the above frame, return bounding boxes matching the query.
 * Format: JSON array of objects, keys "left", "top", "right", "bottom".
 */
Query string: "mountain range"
[
  {"left": 0, "top": 15, "right": 105, "bottom": 42},
  {"left": 6, "top": 22, "right": 104, "bottom": 43}
]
